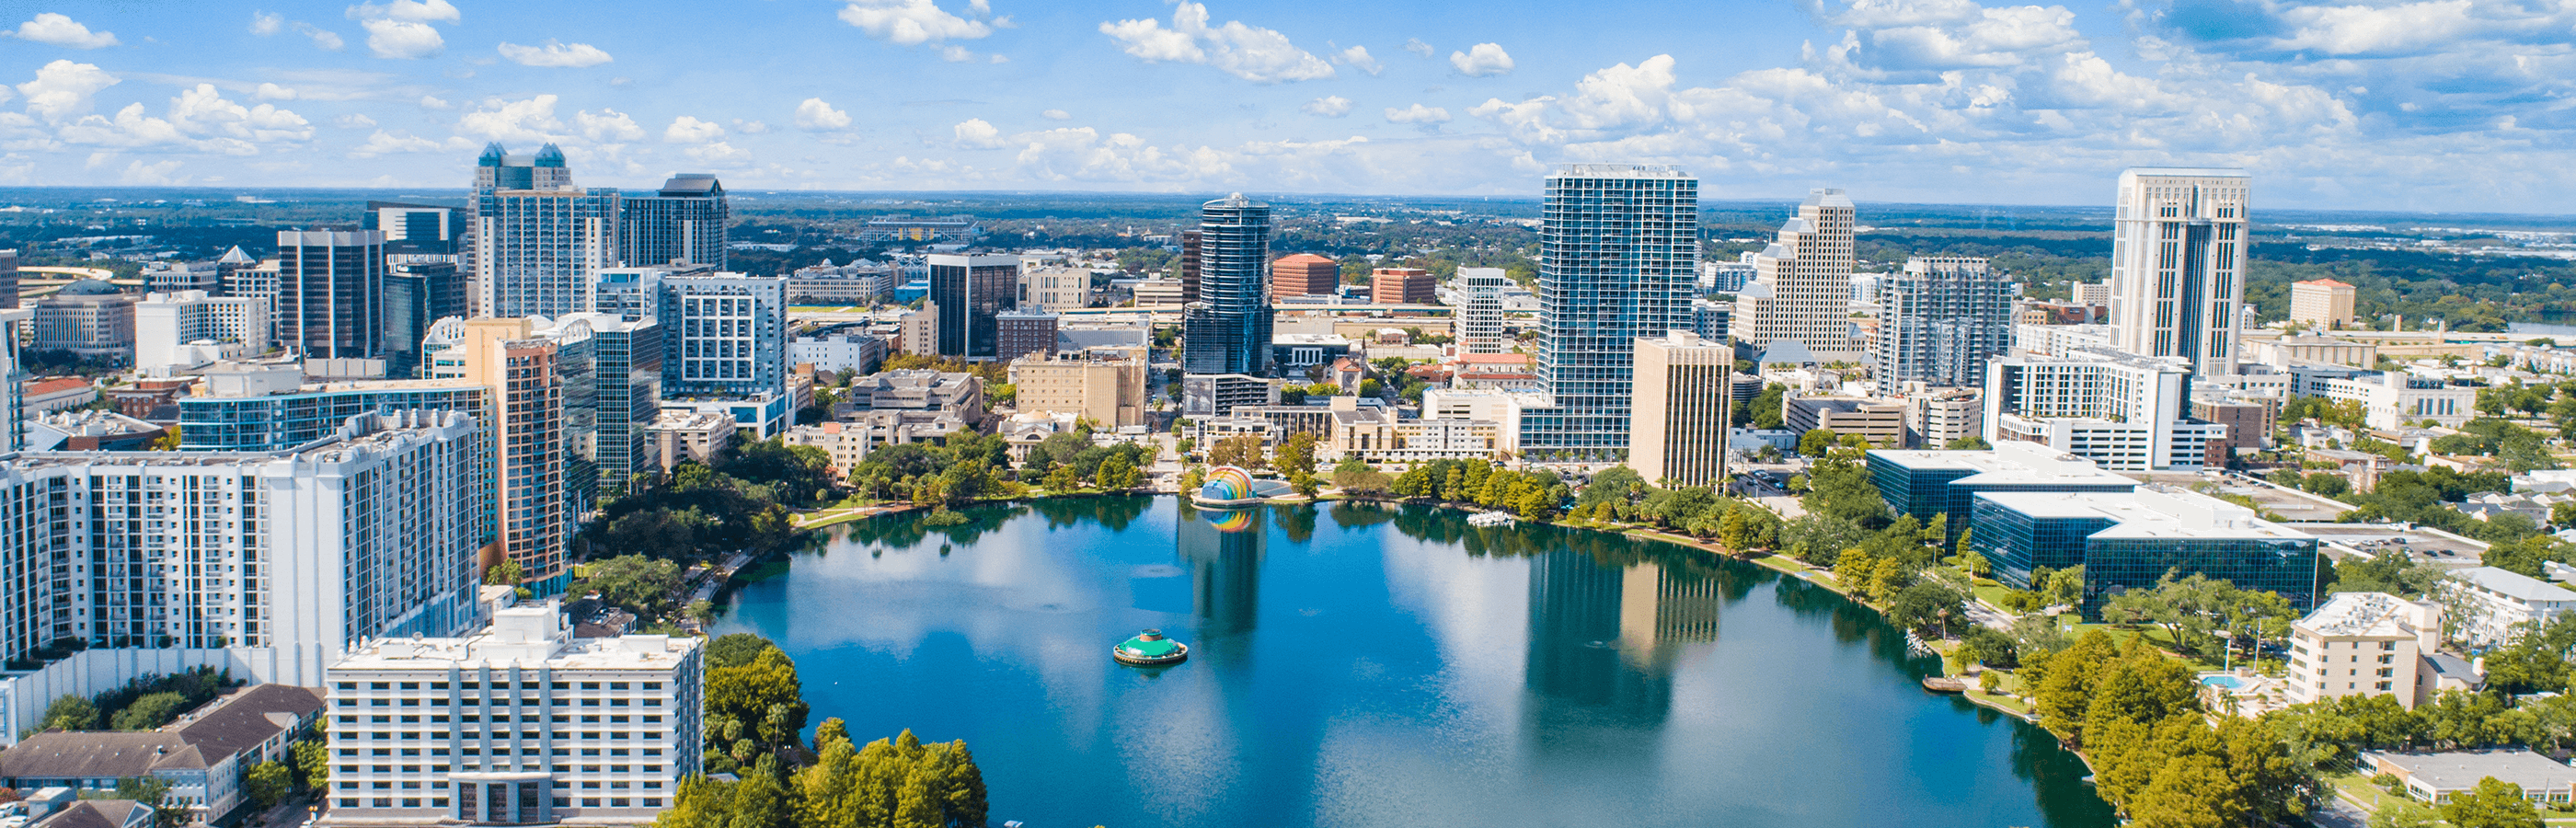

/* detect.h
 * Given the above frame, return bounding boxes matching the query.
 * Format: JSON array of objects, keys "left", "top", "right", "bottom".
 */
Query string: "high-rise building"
[
  {"left": 2290, "top": 278, "right": 2357, "bottom": 328},
  {"left": 0, "top": 247, "right": 17, "bottom": 308},
  {"left": 1178, "top": 230, "right": 1202, "bottom": 305},
  {"left": 1689, "top": 298, "right": 1731, "bottom": 344},
  {"left": 581, "top": 315, "right": 663, "bottom": 495},
  {"left": 0, "top": 410, "right": 492, "bottom": 684},
  {"left": 1984, "top": 347, "right": 2227, "bottom": 470},
  {"left": 366, "top": 201, "right": 465, "bottom": 254},
  {"left": 1875, "top": 256, "right": 2016, "bottom": 387},
  {"left": 1740, "top": 189, "right": 1857, "bottom": 359},
  {"left": 1010, "top": 351, "right": 1149, "bottom": 428},
  {"left": 898, "top": 304, "right": 937, "bottom": 356},
  {"left": 619, "top": 174, "right": 728, "bottom": 269},
  {"left": 386, "top": 260, "right": 467, "bottom": 376},
  {"left": 1522, "top": 165, "right": 1697, "bottom": 455},
  {"left": 474, "top": 144, "right": 621, "bottom": 318},
  {"left": 1458, "top": 268, "right": 1509, "bottom": 354},
  {"left": 995, "top": 308, "right": 1058, "bottom": 361},
  {"left": 324, "top": 596, "right": 703, "bottom": 823},
  {"left": 661, "top": 273, "right": 788, "bottom": 397},
  {"left": 278, "top": 229, "right": 386, "bottom": 361},
  {"left": 927, "top": 254, "right": 1020, "bottom": 360},
  {"left": 134, "top": 291, "right": 270, "bottom": 372},
  {"left": 1271, "top": 254, "right": 1338, "bottom": 300},
  {"left": 178, "top": 366, "right": 489, "bottom": 451},
  {"left": 1018, "top": 265, "right": 1092, "bottom": 311},
  {"left": 0, "top": 307, "right": 26, "bottom": 451},
  {"left": 1370, "top": 268, "right": 1434, "bottom": 305},
  {"left": 443, "top": 318, "right": 574, "bottom": 593},
  {"left": 1626, "top": 330, "right": 1732, "bottom": 487},
  {"left": 2109, "top": 168, "right": 2250, "bottom": 376},
  {"left": 1183, "top": 194, "right": 1272, "bottom": 376}
]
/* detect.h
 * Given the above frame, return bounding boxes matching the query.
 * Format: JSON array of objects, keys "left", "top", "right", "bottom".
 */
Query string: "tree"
[
  {"left": 1944, "top": 435, "right": 1990, "bottom": 450},
  {"left": 1042, "top": 464, "right": 1083, "bottom": 493},
  {"left": 113, "top": 777, "right": 187, "bottom": 828},
  {"left": 1748, "top": 384, "right": 1788, "bottom": 430},
  {"left": 483, "top": 559, "right": 525, "bottom": 586},
  {"left": 1330, "top": 456, "right": 1391, "bottom": 495},
  {"left": 39, "top": 695, "right": 97, "bottom": 731},
  {"left": 1798, "top": 428, "right": 1839, "bottom": 458},
  {"left": 292, "top": 732, "right": 329, "bottom": 791},
  {"left": 1208, "top": 435, "right": 1267, "bottom": 470},
  {"left": 706, "top": 638, "right": 810, "bottom": 767},
  {"left": 2369, "top": 799, "right": 2442, "bottom": 828},
  {"left": 110, "top": 692, "right": 191, "bottom": 730},
  {"left": 2443, "top": 776, "right": 2543, "bottom": 828},
  {"left": 245, "top": 761, "right": 292, "bottom": 810},
  {"left": 1887, "top": 581, "right": 1968, "bottom": 638},
  {"left": 579, "top": 555, "right": 684, "bottom": 620},
  {"left": 1275, "top": 432, "right": 1317, "bottom": 478},
  {"left": 1095, "top": 454, "right": 1144, "bottom": 490}
]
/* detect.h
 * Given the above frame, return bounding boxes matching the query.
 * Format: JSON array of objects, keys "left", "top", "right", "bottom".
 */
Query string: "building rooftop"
[
  {"left": 1869, "top": 442, "right": 2139, "bottom": 488},
  {"left": 2453, "top": 566, "right": 2576, "bottom": 603},
  {"left": 334, "top": 598, "right": 697, "bottom": 672},
  {"left": 2295, "top": 279, "right": 2356, "bottom": 289},
  {"left": 1973, "top": 486, "right": 2312, "bottom": 541},
  {"left": 2364, "top": 750, "right": 2576, "bottom": 793},
  {"left": 2296, "top": 592, "right": 2430, "bottom": 638},
  {"left": 1274, "top": 253, "right": 1336, "bottom": 265}
]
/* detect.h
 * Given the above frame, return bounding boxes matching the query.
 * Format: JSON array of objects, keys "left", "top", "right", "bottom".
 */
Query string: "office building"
[
  {"left": 0, "top": 247, "right": 16, "bottom": 308},
  {"left": 788, "top": 261, "right": 894, "bottom": 305},
  {"left": 927, "top": 254, "right": 1020, "bottom": 360},
  {"left": 1522, "top": 165, "right": 1697, "bottom": 456},
  {"left": 787, "top": 334, "right": 887, "bottom": 375},
  {"left": 1740, "top": 189, "right": 1857, "bottom": 359},
  {"left": 386, "top": 260, "right": 467, "bottom": 377},
  {"left": 1459, "top": 268, "right": 1510, "bottom": 354},
  {"left": 1985, "top": 347, "right": 2226, "bottom": 471},
  {"left": 1971, "top": 486, "right": 2318, "bottom": 619},
  {"left": 2444, "top": 567, "right": 2576, "bottom": 649},
  {"left": 1272, "top": 254, "right": 1339, "bottom": 300},
  {"left": 323, "top": 596, "right": 703, "bottom": 824},
  {"left": 31, "top": 280, "right": 135, "bottom": 358},
  {"left": 366, "top": 201, "right": 466, "bottom": 254},
  {"left": 1876, "top": 256, "right": 2014, "bottom": 387},
  {"left": 1865, "top": 442, "right": 2137, "bottom": 538},
  {"left": 1, "top": 307, "right": 26, "bottom": 451},
  {"left": 995, "top": 308, "right": 1059, "bottom": 361},
  {"left": 1370, "top": 268, "right": 1434, "bottom": 305},
  {"left": 2290, "top": 278, "right": 2357, "bottom": 328},
  {"left": 897, "top": 305, "right": 937, "bottom": 356},
  {"left": 277, "top": 230, "right": 387, "bottom": 361},
  {"left": 645, "top": 410, "right": 733, "bottom": 470},
  {"left": 474, "top": 143, "right": 620, "bottom": 318},
  {"left": 1180, "top": 374, "right": 1281, "bottom": 417},
  {"left": 134, "top": 291, "right": 269, "bottom": 372},
  {"left": 2363, "top": 751, "right": 2576, "bottom": 805},
  {"left": 2306, "top": 370, "right": 2472, "bottom": 429},
  {"left": 618, "top": 174, "right": 727, "bottom": 270},
  {"left": 1017, "top": 265, "right": 1092, "bottom": 311},
  {"left": 1626, "top": 331, "right": 1733, "bottom": 487},
  {"left": 1689, "top": 298, "right": 1730, "bottom": 344},
  {"left": 2109, "top": 168, "right": 2251, "bottom": 376},
  {"left": 1782, "top": 396, "right": 1906, "bottom": 447},
  {"left": 141, "top": 259, "right": 226, "bottom": 293},
  {"left": 784, "top": 420, "right": 874, "bottom": 480},
  {"left": 1903, "top": 385, "right": 1983, "bottom": 448},
  {"left": 566, "top": 315, "right": 662, "bottom": 496},
  {"left": 179, "top": 365, "right": 489, "bottom": 451},
  {"left": 1010, "top": 352, "right": 1148, "bottom": 428},
  {"left": 1183, "top": 195, "right": 1273, "bottom": 375},
  {"left": 661, "top": 272, "right": 787, "bottom": 397},
  {"left": 2283, "top": 592, "right": 2443, "bottom": 708},
  {"left": 0, "top": 410, "right": 491, "bottom": 684}
]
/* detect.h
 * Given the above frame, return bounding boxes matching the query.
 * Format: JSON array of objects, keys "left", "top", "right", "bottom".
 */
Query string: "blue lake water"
[{"left": 715, "top": 497, "right": 2115, "bottom": 828}]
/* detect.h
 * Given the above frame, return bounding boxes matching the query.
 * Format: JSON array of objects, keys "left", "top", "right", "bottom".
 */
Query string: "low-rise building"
[
  {"left": 2445, "top": 566, "right": 2576, "bottom": 648},
  {"left": 1902, "top": 385, "right": 1982, "bottom": 449},
  {"left": 1180, "top": 374, "right": 1280, "bottom": 418},
  {"left": 23, "top": 377, "right": 97, "bottom": 414},
  {"left": 0, "top": 684, "right": 326, "bottom": 822},
  {"left": 1985, "top": 347, "right": 2225, "bottom": 471},
  {"left": 1783, "top": 396, "right": 1905, "bottom": 448},
  {"left": 786, "top": 334, "right": 887, "bottom": 376},
  {"left": 2362, "top": 750, "right": 2576, "bottom": 805},
  {"left": 645, "top": 410, "right": 733, "bottom": 470},
  {"left": 2284, "top": 592, "right": 2439, "bottom": 708},
  {"left": 21, "top": 409, "right": 163, "bottom": 451},
  {"left": 1866, "top": 442, "right": 2139, "bottom": 535},
  {"left": 845, "top": 370, "right": 984, "bottom": 422},
  {"left": 2306, "top": 371, "right": 2474, "bottom": 429},
  {"left": 784, "top": 420, "right": 872, "bottom": 480},
  {"left": 1009, "top": 353, "right": 1146, "bottom": 428},
  {"left": 1971, "top": 486, "right": 2320, "bottom": 618},
  {"left": 31, "top": 281, "right": 136, "bottom": 359}
]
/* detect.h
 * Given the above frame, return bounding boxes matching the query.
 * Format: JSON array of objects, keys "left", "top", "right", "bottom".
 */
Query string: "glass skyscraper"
[
  {"left": 278, "top": 229, "right": 387, "bottom": 361},
  {"left": 620, "top": 174, "right": 728, "bottom": 270},
  {"left": 472, "top": 143, "right": 621, "bottom": 318},
  {"left": 1521, "top": 165, "right": 1697, "bottom": 457},
  {"left": 927, "top": 253, "right": 1020, "bottom": 360},
  {"left": 1182, "top": 194, "right": 1271, "bottom": 376}
]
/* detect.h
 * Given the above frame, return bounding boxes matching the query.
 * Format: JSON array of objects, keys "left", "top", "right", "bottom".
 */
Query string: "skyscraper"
[
  {"left": 1457, "top": 268, "right": 1509, "bottom": 354},
  {"left": 1874, "top": 256, "right": 2017, "bottom": 387},
  {"left": 472, "top": 144, "right": 621, "bottom": 318},
  {"left": 0, "top": 307, "right": 25, "bottom": 452},
  {"left": 2110, "top": 168, "right": 2250, "bottom": 376},
  {"left": 662, "top": 272, "right": 788, "bottom": 397},
  {"left": 1626, "top": 330, "right": 1733, "bottom": 487},
  {"left": 385, "top": 260, "right": 466, "bottom": 376},
  {"left": 1740, "top": 189, "right": 1857, "bottom": 359},
  {"left": 278, "top": 230, "right": 386, "bottom": 360},
  {"left": 1182, "top": 194, "right": 1272, "bottom": 375},
  {"left": 1522, "top": 165, "right": 1697, "bottom": 455},
  {"left": 447, "top": 318, "right": 574, "bottom": 593},
  {"left": 620, "top": 174, "right": 728, "bottom": 269},
  {"left": 927, "top": 253, "right": 1020, "bottom": 360}
]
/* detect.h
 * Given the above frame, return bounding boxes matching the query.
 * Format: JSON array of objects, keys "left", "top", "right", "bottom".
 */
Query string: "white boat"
[{"left": 1467, "top": 512, "right": 1516, "bottom": 527}]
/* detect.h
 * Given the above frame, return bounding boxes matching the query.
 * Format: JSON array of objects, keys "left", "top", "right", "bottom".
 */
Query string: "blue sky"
[{"left": 0, "top": 0, "right": 2565, "bottom": 211}]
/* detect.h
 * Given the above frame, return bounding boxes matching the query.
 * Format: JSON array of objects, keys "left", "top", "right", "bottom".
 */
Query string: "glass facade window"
[
  {"left": 2082, "top": 536, "right": 2318, "bottom": 619},
  {"left": 1521, "top": 166, "right": 1696, "bottom": 457},
  {"left": 1183, "top": 195, "right": 1272, "bottom": 375}
]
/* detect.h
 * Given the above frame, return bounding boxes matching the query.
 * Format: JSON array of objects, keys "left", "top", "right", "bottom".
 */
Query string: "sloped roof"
[
  {"left": 0, "top": 732, "right": 197, "bottom": 777},
  {"left": 39, "top": 799, "right": 147, "bottom": 828},
  {"left": 168, "top": 684, "right": 324, "bottom": 760}
]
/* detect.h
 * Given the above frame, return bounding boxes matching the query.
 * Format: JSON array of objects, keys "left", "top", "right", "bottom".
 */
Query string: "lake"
[{"left": 714, "top": 497, "right": 2115, "bottom": 828}]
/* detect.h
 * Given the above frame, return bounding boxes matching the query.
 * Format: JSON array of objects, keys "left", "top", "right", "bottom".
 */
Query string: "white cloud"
[
  {"left": 1450, "top": 42, "right": 1513, "bottom": 76},
  {"left": 576, "top": 109, "right": 643, "bottom": 142},
  {"left": 795, "top": 98, "right": 853, "bottom": 131},
  {"left": 334, "top": 113, "right": 376, "bottom": 128},
  {"left": 1098, "top": 2, "right": 1336, "bottom": 83},
  {"left": 250, "top": 12, "right": 283, "bottom": 35},
  {"left": 1335, "top": 45, "right": 1382, "bottom": 75},
  {"left": 940, "top": 45, "right": 978, "bottom": 62},
  {"left": 419, "top": 94, "right": 451, "bottom": 109},
  {"left": 735, "top": 120, "right": 772, "bottom": 134},
  {"left": 255, "top": 83, "right": 298, "bottom": 101},
  {"left": 1010, "top": 127, "right": 1236, "bottom": 183},
  {"left": 17, "top": 60, "right": 119, "bottom": 121},
  {"left": 664, "top": 115, "right": 725, "bottom": 144},
  {"left": 838, "top": 0, "right": 996, "bottom": 45},
  {"left": 684, "top": 141, "right": 753, "bottom": 166},
  {"left": 8, "top": 14, "right": 119, "bottom": 50},
  {"left": 1402, "top": 38, "right": 1432, "bottom": 58},
  {"left": 499, "top": 40, "right": 614, "bottom": 68},
  {"left": 455, "top": 95, "right": 564, "bottom": 142},
  {"left": 349, "top": 129, "right": 464, "bottom": 157},
  {"left": 1302, "top": 96, "right": 1351, "bottom": 117},
  {"left": 119, "top": 159, "right": 186, "bottom": 185},
  {"left": 1384, "top": 103, "right": 1451, "bottom": 125},
  {"left": 346, "top": 0, "right": 459, "bottom": 60},
  {"left": 1041, "top": 109, "right": 1071, "bottom": 121},
  {"left": 954, "top": 118, "right": 1006, "bottom": 148},
  {"left": 252, "top": 12, "right": 345, "bottom": 50},
  {"left": 295, "top": 23, "right": 346, "bottom": 51}
]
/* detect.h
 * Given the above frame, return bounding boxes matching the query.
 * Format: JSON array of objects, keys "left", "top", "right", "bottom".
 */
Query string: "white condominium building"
[
  {"left": 2305, "top": 371, "right": 2474, "bottom": 429},
  {"left": 0, "top": 410, "right": 492, "bottom": 684},
  {"left": 323, "top": 597, "right": 703, "bottom": 826},
  {"left": 135, "top": 291, "right": 271, "bottom": 372},
  {"left": 1457, "top": 268, "right": 1509, "bottom": 355},
  {"left": 1741, "top": 189, "right": 1857, "bottom": 359},
  {"left": 1, "top": 307, "right": 25, "bottom": 452},
  {"left": 2109, "top": 168, "right": 2250, "bottom": 377},
  {"left": 1984, "top": 347, "right": 2224, "bottom": 470},
  {"left": 2285, "top": 592, "right": 2443, "bottom": 708},
  {"left": 2444, "top": 567, "right": 2576, "bottom": 649}
]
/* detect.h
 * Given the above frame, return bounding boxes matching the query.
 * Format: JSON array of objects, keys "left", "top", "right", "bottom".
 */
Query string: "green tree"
[
  {"left": 110, "top": 692, "right": 191, "bottom": 730},
  {"left": 483, "top": 558, "right": 525, "bottom": 586},
  {"left": 39, "top": 695, "right": 97, "bottom": 731},
  {"left": 1208, "top": 435, "right": 1267, "bottom": 470},
  {"left": 1275, "top": 432, "right": 1317, "bottom": 478},
  {"left": 2444, "top": 776, "right": 2543, "bottom": 828},
  {"left": 579, "top": 555, "right": 684, "bottom": 620},
  {"left": 245, "top": 761, "right": 292, "bottom": 810},
  {"left": 113, "top": 776, "right": 187, "bottom": 828},
  {"left": 292, "top": 733, "right": 329, "bottom": 791},
  {"left": 1944, "top": 435, "right": 1990, "bottom": 450},
  {"left": 1798, "top": 428, "right": 1839, "bottom": 458},
  {"left": 1748, "top": 384, "right": 1787, "bottom": 430},
  {"left": 1095, "top": 454, "right": 1144, "bottom": 490},
  {"left": 1041, "top": 464, "right": 1083, "bottom": 492}
]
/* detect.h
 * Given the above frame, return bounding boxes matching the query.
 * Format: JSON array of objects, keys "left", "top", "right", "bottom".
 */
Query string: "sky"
[{"left": 0, "top": 0, "right": 2567, "bottom": 212}]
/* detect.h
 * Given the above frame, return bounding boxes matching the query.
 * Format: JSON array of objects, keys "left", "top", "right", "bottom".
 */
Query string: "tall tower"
[
  {"left": 1457, "top": 268, "right": 1509, "bottom": 354},
  {"left": 278, "top": 229, "right": 386, "bottom": 360},
  {"left": 1875, "top": 256, "right": 2017, "bottom": 387},
  {"left": 473, "top": 143, "right": 620, "bottom": 319},
  {"left": 1524, "top": 165, "right": 1697, "bottom": 455},
  {"left": 1742, "top": 189, "right": 1857, "bottom": 359},
  {"left": 620, "top": 174, "right": 729, "bottom": 269},
  {"left": 2110, "top": 168, "right": 2249, "bottom": 376},
  {"left": 1626, "top": 330, "right": 1733, "bottom": 487},
  {"left": 1182, "top": 193, "right": 1272, "bottom": 375},
  {"left": 927, "top": 253, "right": 1021, "bottom": 360}
]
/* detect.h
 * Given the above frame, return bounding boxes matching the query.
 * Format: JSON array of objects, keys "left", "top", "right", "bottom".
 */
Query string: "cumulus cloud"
[
  {"left": 735, "top": 120, "right": 772, "bottom": 134},
  {"left": 953, "top": 118, "right": 1006, "bottom": 148},
  {"left": 8, "top": 14, "right": 119, "bottom": 50},
  {"left": 838, "top": 0, "right": 998, "bottom": 45},
  {"left": 250, "top": 12, "right": 282, "bottom": 35},
  {"left": 576, "top": 109, "right": 642, "bottom": 142},
  {"left": 419, "top": 94, "right": 451, "bottom": 109},
  {"left": 17, "top": 60, "right": 119, "bottom": 121},
  {"left": 1302, "top": 96, "right": 1351, "bottom": 117},
  {"left": 795, "top": 98, "right": 853, "bottom": 131},
  {"left": 684, "top": 142, "right": 753, "bottom": 166},
  {"left": 252, "top": 12, "right": 345, "bottom": 50},
  {"left": 350, "top": 129, "right": 466, "bottom": 157},
  {"left": 334, "top": 113, "right": 376, "bottom": 128},
  {"left": 1384, "top": 103, "right": 1451, "bottom": 130},
  {"left": 255, "top": 83, "right": 298, "bottom": 101},
  {"left": 1403, "top": 38, "right": 1433, "bottom": 57},
  {"left": 1450, "top": 42, "right": 1512, "bottom": 76},
  {"left": 455, "top": 95, "right": 564, "bottom": 142},
  {"left": 347, "top": 0, "right": 459, "bottom": 60},
  {"left": 1041, "top": 109, "right": 1071, "bottom": 121},
  {"left": 499, "top": 40, "right": 614, "bottom": 68},
  {"left": 664, "top": 115, "right": 725, "bottom": 144},
  {"left": 1098, "top": 2, "right": 1335, "bottom": 83},
  {"left": 940, "top": 45, "right": 978, "bottom": 62},
  {"left": 119, "top": 159, "right": 186, "bottom": 185},
  {"left": 1334, "top": 45, "right": 1382, "bottom": 75},
  {"left": 50, "top": 84, "right": 312, "bottom": 155}
]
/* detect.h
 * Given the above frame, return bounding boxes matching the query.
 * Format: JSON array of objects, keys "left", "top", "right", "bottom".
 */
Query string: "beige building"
[
  {"left": 1783, "top": 395, "right": 1906, "bottom": 448},
  {"left": 2284, "top": 592, "right": 2442, "bottom": 708},
  {"left": 647, "top": 409, "right": 735, "bottom": 470},
  {"left": 449, "top": 317, "right": 571, "bottom": 588},
  {"left": 785, "top": 420, "right": 873, "bottom": 480},
  {"left": 1625, "top": 330, "right": 1734, "bottom": 486},
  {"left": 1008, "top": 352, "right": 1147, "bottom": 428},
  {"left": 2290, "top": 278, "right": 2358, "bottom": 328},
  {"left": 1316, "top": 397, "right": 1502, "bottom": 463},
  {"left": 1903, "top": 385, "right": 1983, "bottom": 448},
  {"left": 1741, "top": 189, "right": 1858, "bottom": 360},
  {"left": 2248, "top": 333, "right": 2377, "bottom": 368},
  {"left": 1132, "top": 277, "right": 1185, "bottom": 307},
  {"left": 899, "top": 304, "right": 938, "bottom": 356}
]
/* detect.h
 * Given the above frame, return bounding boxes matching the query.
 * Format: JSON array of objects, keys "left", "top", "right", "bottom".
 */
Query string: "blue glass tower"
[
  {"left": 1182, "top": 194, "right": 1271, "bottom": 375},
  {"left": 1521, "top": 165, "right": 1697, "bottom": 458}
]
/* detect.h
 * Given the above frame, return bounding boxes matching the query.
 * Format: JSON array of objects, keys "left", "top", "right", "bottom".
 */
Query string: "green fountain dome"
[{"left": 1113, "top": 628, "right": 1187, "bottom": 665}]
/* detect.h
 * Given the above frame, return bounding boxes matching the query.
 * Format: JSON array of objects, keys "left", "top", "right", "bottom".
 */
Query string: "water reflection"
[{"left": 1181, "top": 507, "right": 1264, "bottom": 638}]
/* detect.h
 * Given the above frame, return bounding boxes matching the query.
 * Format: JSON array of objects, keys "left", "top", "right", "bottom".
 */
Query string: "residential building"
[
  {"left": 1522, "top": 164, "right": 1697, "bottom": 457},
  {"left": 1180, "top": 374, "right": 1281, "bottom": 418},
  {"left": 31, "top": 281, "right": 136, "bottom": 359},
  {"left": 928, "top": 253, "right": 1020, "bottom": 360},
  {"left": 618, "top": 174, "right": 727, "bottom": 269},
  {"left": 1178, "top": 230, "right": 1202, "bottom": 304},
  {"left": 1984, "top": 347, "right": 2225, "bottom": 471},
  {"left": 1876, "top": 257, "right": 2015, "bottom": 387},
  {"left": 1369, "top": 267, "right": 1434, "bottom": 305},
  {"left": 660, "top": 393, "right": 791, "bottom": 441},
  {"left": 0, "top": 247, "right": 15, "bottom": 307},
  {"left": 0, "top": 410, "right": 491, "bottom": 684},
  {"left": 897, "top": 305, "right": 937, "bottom": 356},
  {"left": 2072, "top": 282, "right": 2113, "bottom": 306},
  {"left": 784, "top": 421, "right": 873, "bottom": 480},
  {"left": 2109, "top": 168, "right": 2251, "bottom": 376},
  {"left": 1272, "top": 253, "right": 1339, "bottom": 300},
  {"left": 135, "top": 291, "right": 270, "bottom": 372},
  {"left": 2016, "top": 323, "right": 2117, "bottom": 357},
  {"left": 1702, "top": 257, "right": 1755, "bottom": 293},
  {"left": 1, "top": 307, "right": 25, "bottom": 451},
  {"left": 1010, "top": 352, "right": 1147, "bottom": 428},
  {"left": 2362, "top": 751, "right": 2576, "bottom": 805},
  {"left": 2445, "top": 566, "right": 2576, "bottom": 649},
  {"left": 661, "top": 273, "right": 788, "bottom": 397},
  {"left": 1312, "top": 397, "right": 1502, "bottom": 463},
  {"left": 787, "top": 334, "right": 887, "bottom": 375},
  {"left": 0, "top": 684, "right": 326, "bottom": 822},
  {"left": 2306, "top": 371, "right": 2473, "bottom": 429},
  {"left": 644, "top": 410, "right": 732, "bottom": 470},
  {"left": 1626, "top": 330, "right": 1734, "bottom": 487},
  {"left": 1740, "top": 189, "right": 1857, "bottom": 359},
  {"left": 385, "top": 261, "right": 466, "bottom": 377},
  {"left": 1017, "top": 265, "right": 1091, "bottom": 311},
  {"left": 1183, "top": 194, "right": 1273, "bottom": 375},
  {"left": 1459, "top": 268, "right": 1510, "bottom": 354},
  {"left": 1784, "top": 397, "right": 1906, "bottom": 447},
  {"left": 2291, "top": 278, "right": 2358, "bottom": 328},
  {"left": 787, "top": 261, "right": 893, "bottom": 305},
  {"left": 2285, "top": 592, "right": 2442, "bottom": 708},
  {"left": 2192, "top": 396, "right": 2277, "bottom": 455},
  {"left": 276, "top": 230, "right": 388, "bottom": 362},
  {"left": 442, "top": 319, "right": 576, "bottom": 594},
  {"left": 474, "top": 144, "right": 620, "bottom": 318},
  {"left": 1689, "top": 297, "right": 1731, "bottom": 345},
  {"left": 322, "top": 597, "right": 703, "bottom": 824},
  {"left": 858, "top": 214, "right": 979, "bottom": 243},
  {"left": 1903, "top": 385, "right": 1983, "bottom": 448},
  {"left": 995, "top": 308, "right": 1059, "bottom": 361},
  {"left": 1972, "top": 487, "right": 2319, "bottom": 619},
  {"left": 1866, "top": 442, "right": 2139, "bottom": 541}
]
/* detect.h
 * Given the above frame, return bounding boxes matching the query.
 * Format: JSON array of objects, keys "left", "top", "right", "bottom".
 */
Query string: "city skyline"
[{"left": 0, "top": 1, "right": 2561, "bottom": 212}]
